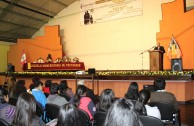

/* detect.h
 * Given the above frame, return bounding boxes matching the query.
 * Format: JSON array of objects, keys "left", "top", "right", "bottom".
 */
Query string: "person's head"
[
  {"left": 0, "top": 86, "right": 8, "bottom": 103},
  {"left": 34, "top": 80, "right": 43, "bottom": 91},
  {"left": 50, "top": 83, "right": 59, "bottom": 95},
  {"left": 157, "top": 42, "right": 160, "bottom": 47},
  {"left": 104, "top": 98, "right": 140, "bottom": 126},
  {"left": 99, "top": 89, "right": 115, "bottom": 112},
  {"left": 45, "top": 80, "right": 52, "bottom": 88},
  {"left": 154, "top": 78, "right": 166, "bottom": 90},
  {"left": 16, "top": 80, "right": 25, "bottom": 86},
  {"left": 56, "top": 103, "right": 81, "bottom": 126},
  {"left": 135, "top": 89, "right": 150, "bottom": 115},
  {"left": 125, "top": 82, "right": 139, "bottom": 100},
  {"left": 76, "top": 85, "right": 87, "bottom": 96},
  {"left": 29, "top": 84, "right": 35, "bottom": 91},
  {"left": 12, "top": 92, "right": 36, "bottom": 126},
  {"left": 32, "top": 76, "right": 40, "bottom": 84},
  {"left": 59, "top": 80, "right": 68, "bottom": 93}
]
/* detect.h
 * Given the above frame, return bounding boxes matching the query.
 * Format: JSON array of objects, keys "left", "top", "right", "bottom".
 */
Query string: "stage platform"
[{"left": 0, "top": 71, "right": 194, "bottom": 103}]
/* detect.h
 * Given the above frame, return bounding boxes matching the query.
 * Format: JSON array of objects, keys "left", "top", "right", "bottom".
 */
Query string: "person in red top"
[
  {"left": 43, "top": 80, "right": 52, "bottom": 94},
  {"left": 74, "top": 85, "right": 96, "bottom": 120}
]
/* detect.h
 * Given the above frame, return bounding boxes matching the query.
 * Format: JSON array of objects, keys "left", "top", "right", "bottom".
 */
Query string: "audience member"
[
  {"left": 59, "top": 80, "right": 74, "bottom": 98},
  {"left": 32, "top": 76, "right": 40, "bottom": 84},
  {"left": 135, "top": 89, "right": 161, "bottom": 119},
  {"left": 12, "top": 92, "right": 45, "bottom": 126},
  {"left": 125, "top": 82, "right": 139, "bottom": 101},
  {"left": 9, "top": 80, "right": 27, "bottom": 98},
  {"left": 47, "top": 83, "right": 68, "bottom": 107},
  {"left": 0, "top": 86, "right": 15, "bottom": 124},
  {"left": 74, "top": 85, "right": 96, "bottom": 120},
  {"left": 104, "top": 98, "right": 141, "bottom": 126},
  {"left": 8, "top": 77, "right": 16, "bottom": 92},
  {"left": 43, "top": 80, "right": 52, "bottom": 94},
  {"left": 27, "top": 83, "right": 35, "bottom": 94},
  {"left": 150, "top": 78, "right": 179, "bottom": 109},
  {"left": 46, "top": 103, "right": 81, "bottom": 126},
  {"left": 32, "top": 80, "right": 47, "bottom": 109},
  {"left": 77, "top": 80, "right": 97, "bottom": 104},
  {"left": 96, "top": 89, "right": 115, "bottom": 112}
]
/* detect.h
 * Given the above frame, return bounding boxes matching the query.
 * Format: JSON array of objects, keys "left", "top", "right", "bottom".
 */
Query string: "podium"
[{"left": 149, "top": 50, "right": 163, "bottom": 71}]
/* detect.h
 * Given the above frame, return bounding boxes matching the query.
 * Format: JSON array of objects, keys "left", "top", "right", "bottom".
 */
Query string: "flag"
[
  {"left": 167, "top": 36, "right": 182, "bottom": 60},
  {"left": 20, "top": 50, "right": 27, "bottom": 68}
]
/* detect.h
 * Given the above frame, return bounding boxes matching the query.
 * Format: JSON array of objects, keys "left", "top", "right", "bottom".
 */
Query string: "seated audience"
[
  {"left": 27, "top": 83, "right": 35, "bottom": 94},
  {"left": 47, "top": 83, "right": 68, "bottom": 107},
  {"left": 12, "top": 92, "right": 45, "bottom": 126},
  {"left": 104, "top": 98, "right": 141, "bottom": 126},
  {"left": 96, "top": 89, "right": 115, "bottom": 112},
  {"left": 43, "top": 80, "right": 52, "bottom": 94},
  {"left": 135, "top": 89, "right": 161, "bottom": 119},
  {"left": 0, "top": 86, "right": 15, "bottom": 124},
  {"left": 59, "top": 80, "right": 74, "bottom": 99},
  {"left": 124, "top": 82, "right": 139, "bottom": 102},
  {"left": 46, "top": 103, "right": 81, "bottom": 126},
  {"left": 150, "top": 78, "right": 179, "bottom": 109},
  {"left": 74, "top": 85, "right": 96, "bottom": 120},
  {"left": 32, "top": 80, "right": 47, "bottom": 109},
  {"left": 7, "top": 77, "right": 16, "bottom": 92},
  {"left": 77, "top": 80, "right": 97, "bottom": 104},
  {"left": 9, "top": 80, "right": 27, "bottom": 98}
]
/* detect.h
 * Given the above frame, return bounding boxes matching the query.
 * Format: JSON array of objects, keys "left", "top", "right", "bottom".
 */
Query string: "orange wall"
[
  {"left": 157, "top": 0, "right": 194, "bottom": 69},
  {"left": 8, "top": 25, "right": 62, "bottom": 71}
]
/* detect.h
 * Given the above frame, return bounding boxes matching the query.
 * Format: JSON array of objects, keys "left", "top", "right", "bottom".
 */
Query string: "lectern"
[{"left": 149, "top": 50, "right": 163, "bottom": 71}]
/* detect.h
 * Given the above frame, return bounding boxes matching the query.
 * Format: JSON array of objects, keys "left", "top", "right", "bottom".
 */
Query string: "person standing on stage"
[{"left": 154, "top": 42, "right": 165, "bottom": 70}]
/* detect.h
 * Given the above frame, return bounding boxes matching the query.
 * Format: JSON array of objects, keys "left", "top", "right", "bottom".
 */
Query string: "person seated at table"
[
  {"left": 54, "top": 57, "right": 63, "bottom": 63},
  {"left": 45, "top": 54, "right": 53, "bottom": 63},
  {"left": 37, "top": 57, "right": 44, "bottom": 63}
]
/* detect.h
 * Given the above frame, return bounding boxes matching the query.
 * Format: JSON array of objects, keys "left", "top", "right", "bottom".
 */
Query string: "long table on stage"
[{"left": 23, "top": 62, "right": 85, "bottom": 71}]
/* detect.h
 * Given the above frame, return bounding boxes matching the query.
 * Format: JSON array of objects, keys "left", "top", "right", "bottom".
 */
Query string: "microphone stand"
[{"left": 139, "top": 46, "right": 156, "bottom": 70}]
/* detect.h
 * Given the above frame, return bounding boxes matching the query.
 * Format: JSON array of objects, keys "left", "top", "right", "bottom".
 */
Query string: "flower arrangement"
[{"left": 4, "top": 70, "right": 194, "bottom": 77}]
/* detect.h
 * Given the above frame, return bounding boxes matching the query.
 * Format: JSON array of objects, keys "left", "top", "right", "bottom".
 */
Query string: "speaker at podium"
[{"left": 171, "top": 58, "right": 182, "bottom": 71}]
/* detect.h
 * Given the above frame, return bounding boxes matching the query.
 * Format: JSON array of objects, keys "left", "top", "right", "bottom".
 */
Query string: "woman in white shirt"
[{"left": 135, "top": 89, "right": 161, "bottom": 119}]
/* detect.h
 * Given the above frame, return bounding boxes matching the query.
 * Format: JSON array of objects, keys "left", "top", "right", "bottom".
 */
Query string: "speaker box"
[
  {"left": 171, "top": 58, "right": 182, "bottom": 71},
  {"left": 88, "top": 68, "right": 95, "bottom": 74}
]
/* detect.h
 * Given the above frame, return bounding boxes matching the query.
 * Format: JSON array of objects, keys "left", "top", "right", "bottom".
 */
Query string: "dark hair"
[
  {"left": 74, "top": 85, "right": 86, "bottom": 107},
  {"left": 135, "top": 89, "right": 150, "bottom": 115},
  {"left": 45, "top": 80, "right": 52, "bottom": 88},
  {"left": 99, "top": 89, "right": 115, "bottom": 112},
  {"left": 50, "top": 83, "right": 59, "bottom": 94},
  {"left": 59, "top": 80, "right": 68, "bottom": 94},
  {"left": 10, "top": 80, "right": 27, "bottom": 98},
  {"left": 29, "top": 84, "right": 35, "bottom": 91},
  {"left": 104, "top": 98, "right": 140, "bottom": 126},
  {"left": 12, "top": 93, "right": 37, "bottom": 126},
  {"left": 32, "top": 76, "right": 40, "bottom": 84},
  {"left": 154, "top": 78, "right": 166, "bottom": 90},
  {"left": 0, "top": 86, "right": 8, "bottom": 103},
  {"left": 33, "top": 80, "right": 43, "bottom": 88},
  {"left": 125, "top": 82, "right": 139, "bottom": 100},
  {"left": 56, "top": 103, "right": 81, "bottom": 126}
]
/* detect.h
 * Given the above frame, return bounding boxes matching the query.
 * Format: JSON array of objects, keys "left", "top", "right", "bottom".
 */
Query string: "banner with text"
[{"left": 80, "top": 0, "right": 143, "bottom": 25}]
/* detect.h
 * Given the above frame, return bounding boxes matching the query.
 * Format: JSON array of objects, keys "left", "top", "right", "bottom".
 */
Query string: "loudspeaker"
[
  {"left": 171, "top": 58, "right": 182, "bottom": 71},
  {"left": 88, "top": 68, "right": 95, "bottom": 74}
]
